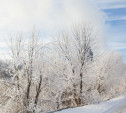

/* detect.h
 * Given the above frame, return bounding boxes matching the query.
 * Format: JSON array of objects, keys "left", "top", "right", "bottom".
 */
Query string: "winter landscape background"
[{"left": 0, "top": 0, "right": 126, "bottom": 113}]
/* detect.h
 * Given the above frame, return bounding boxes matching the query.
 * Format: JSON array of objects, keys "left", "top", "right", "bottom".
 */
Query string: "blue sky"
[
  {"left": 93, "top": 0, "right": 126, "bottom": 62},
  {"left": 100, "top": 0, "right": 126, "bottom": 62},
  {"left": 0, "top": 0, "right": 126, "bottom": 62}
]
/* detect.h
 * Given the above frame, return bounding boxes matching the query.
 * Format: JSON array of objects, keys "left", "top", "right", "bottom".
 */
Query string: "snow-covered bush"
[{"left": 95, "top": 51, "right": 126, "bottom": 100}]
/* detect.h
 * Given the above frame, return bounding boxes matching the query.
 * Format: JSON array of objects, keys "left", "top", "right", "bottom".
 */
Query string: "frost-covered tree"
[
  {"left": 0, "top": 24, "right": 126, "bottom": 113},
  {"left": 49, "top": 23, "right": 101, "bottom": 107},
  {"left": 0, "top": 60, "right": 10, "bottom": 80},
  {"left": 3, "top": 31, "right": 49, "bottom": 113},
  {"left": 96, "top": 51, "right": 126, "bottom": 99}
]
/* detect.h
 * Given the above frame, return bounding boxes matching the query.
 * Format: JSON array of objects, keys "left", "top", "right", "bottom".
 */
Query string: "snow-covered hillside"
[{"left": 55, "top": 94, "right": 126, "bottom": 113}]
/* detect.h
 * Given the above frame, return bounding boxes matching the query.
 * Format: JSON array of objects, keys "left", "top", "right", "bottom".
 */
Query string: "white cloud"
[
  {"left": 101, "top": 4, "right": 126, "bottom": 9},
  {"left": 0, "top": 0, "right": 106, "bottom": 59},
  {"left": 107, "top": 16, "right": 126, "bottom": 21},
  {"left": 0, "top": 0, "right": 105, "bottom": 34},
  {"left": 0, "top": 42, "right": 8, "bottom": 48},
  {"left": 95, "top": 0, "right": 126, "bottom": 4},
  {"left": 93, "top": 0, "right": 126, "bottom": 9},
  {"left": 110, "top": 42, "right": 126, "bottom": 50}
]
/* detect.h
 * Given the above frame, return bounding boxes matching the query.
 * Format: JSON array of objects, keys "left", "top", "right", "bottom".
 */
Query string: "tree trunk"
[{"left": 78, "top": 73, "right": 83, "bottom": 105}]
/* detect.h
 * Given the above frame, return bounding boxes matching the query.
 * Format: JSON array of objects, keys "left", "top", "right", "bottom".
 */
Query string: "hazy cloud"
[
  {"left": 0, "top": 0, "right": 106, "bottom": 59},
  {"left": 0, "top": 0, "right": 105, "bottom": 34}
]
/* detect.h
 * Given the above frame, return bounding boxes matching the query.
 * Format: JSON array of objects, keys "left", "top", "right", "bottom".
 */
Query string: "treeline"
[{"left": 0, "top": 23, "right": 126, "bottom": 113}]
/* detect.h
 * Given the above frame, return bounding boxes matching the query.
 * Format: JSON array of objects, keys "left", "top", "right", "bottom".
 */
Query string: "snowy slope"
[{"left": 55, "top": 94, "right": 126, "bottom": 113}]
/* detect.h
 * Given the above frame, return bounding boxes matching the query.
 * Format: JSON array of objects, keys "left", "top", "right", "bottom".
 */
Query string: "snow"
[{"left": 55, "top": 94, "right": 126, "bottom": 113}]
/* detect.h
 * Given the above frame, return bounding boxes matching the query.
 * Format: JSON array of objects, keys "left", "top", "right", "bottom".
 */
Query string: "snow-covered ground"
[{"left": 55, "top": 94, "right": 126, "bottom": 113}]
